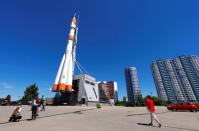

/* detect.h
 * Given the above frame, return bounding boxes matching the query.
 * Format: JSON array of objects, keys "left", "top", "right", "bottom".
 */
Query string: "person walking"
[
  {"left": 146, "top": 95, "right": 162, "bottom": 127},
  {"left": 41, "top": 100, "right": 46, "bottom": 111}
]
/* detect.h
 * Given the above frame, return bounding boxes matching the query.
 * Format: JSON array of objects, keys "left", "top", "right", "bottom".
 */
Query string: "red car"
[{"left": 167, "top": 102, "right": 199, "bottom": 112}]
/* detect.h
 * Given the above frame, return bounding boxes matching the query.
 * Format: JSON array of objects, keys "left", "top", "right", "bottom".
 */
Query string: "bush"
[
  {"left": 194, "top": 103, "right": 199, "bottom": 108},
  {"left": 141, "top": 96, "right": 173, "bottom": 106},
  {"left": 116, "top": 96, "right": 173, "bottom": 107},
  {"left": 115, "top": 101, "right": 127, "bottom": 106},
  {"left": 136, "top": 95, "right": 145, "bottom": 106}
]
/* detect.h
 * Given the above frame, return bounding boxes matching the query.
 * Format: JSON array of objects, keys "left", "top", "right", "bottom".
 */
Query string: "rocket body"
[{"left": 52, "top": 16, "right": 77, "bottom": 92}]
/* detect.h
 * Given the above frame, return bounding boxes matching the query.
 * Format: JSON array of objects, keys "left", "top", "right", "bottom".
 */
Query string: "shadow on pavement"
[
  {"left": 137, "top": 123, "right": 159, "bottom": 128},
  {"left": 0, "top": 108, "right": 96, "bottom": 125},
  {"left": 37, "top": 108, "right": 95, "bottom": 119},
  {"left": 137, "top": 123, "right": 151, "bottom": 126},
  {"left": 0, "top": 122, "right": 10, "bottom": 125},
  {"left": 73, "top": 111, "right": 83, "bottom": 114}
]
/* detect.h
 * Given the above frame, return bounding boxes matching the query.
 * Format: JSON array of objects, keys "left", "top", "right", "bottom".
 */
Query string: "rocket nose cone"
[{"left": 72, "top": 17, "right": 76, "bottom": 24}]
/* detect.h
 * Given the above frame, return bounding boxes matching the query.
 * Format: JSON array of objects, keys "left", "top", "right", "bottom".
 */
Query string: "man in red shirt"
[{"left": 146, "top": 95, "right": 162, "bottom": 127}]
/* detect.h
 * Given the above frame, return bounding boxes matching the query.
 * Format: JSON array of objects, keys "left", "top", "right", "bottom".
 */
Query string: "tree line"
[{"left": 116, "top": 95, "right": 174, "bottom": 107}]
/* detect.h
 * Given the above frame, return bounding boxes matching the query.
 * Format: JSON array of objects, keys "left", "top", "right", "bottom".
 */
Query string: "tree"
[
  {"left": 136, "top": 95, "right": 145, "bottom": 106},
  {"left": 151, "top": 96, "right": 164, "bottom": 105},
  {"left": 115, "top": 100, "right": 127, "bottom": 106},
  {"left": 21, "top": 84, "right": 39, "bottom": 105}
]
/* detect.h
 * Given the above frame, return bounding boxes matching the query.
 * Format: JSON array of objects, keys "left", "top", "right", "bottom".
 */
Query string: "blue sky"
[{"left": 0, "top": 0, "right": 199, "bottom": 100}]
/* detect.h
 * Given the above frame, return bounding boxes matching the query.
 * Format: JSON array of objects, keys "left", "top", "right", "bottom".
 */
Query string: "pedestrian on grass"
[{"left": 146, "top": 95, "right": 162, "bottom": 127}]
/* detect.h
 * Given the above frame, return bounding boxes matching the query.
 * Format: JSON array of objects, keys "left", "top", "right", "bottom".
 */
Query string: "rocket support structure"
[{"left": 52, "top": 14, "right": 78, "bottom": 93}]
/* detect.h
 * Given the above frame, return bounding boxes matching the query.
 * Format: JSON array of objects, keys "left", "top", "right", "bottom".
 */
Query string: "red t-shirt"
[{"left": 146, "top": 98, "right": 155, "bottom": 112}]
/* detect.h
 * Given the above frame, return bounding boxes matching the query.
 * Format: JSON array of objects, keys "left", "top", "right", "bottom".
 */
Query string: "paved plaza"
[{"left": 0, "top": 106, "right": 198, "bottom": 131}]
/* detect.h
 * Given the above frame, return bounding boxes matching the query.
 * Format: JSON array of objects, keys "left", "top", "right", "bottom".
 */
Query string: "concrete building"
[
  {"left": 107, "top": 81, "right": 118, "bottom": 103},
  {"left": 124, "top": 67, "right": 142, "bottom": 104},
  {"left": 98, "top": 81, "right": 109, "bottom": 103},
  {"left": 151, "top": 55, "right": 199, "bottom": 102},
  {"left": 98, "top": 81, "right": 118, "bottom": 103},
  {"left": 54, "top": 74, "right": 99, "bottom": 105},
  {"left": 74, "top": 74, "right": 99, "bottom": 103}
]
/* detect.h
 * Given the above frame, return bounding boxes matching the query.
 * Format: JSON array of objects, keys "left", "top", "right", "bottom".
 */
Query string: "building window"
[
  {"left": 85, "top": 80, "right": 90, "bottom": 84},
  {"left": 90, "top": 82, "right": 95, "bottom": 86}
]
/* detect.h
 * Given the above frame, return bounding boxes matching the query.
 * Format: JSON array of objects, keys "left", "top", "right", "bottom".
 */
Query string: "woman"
[{"left": 146, "top": 95, "right": 162, "bottom": 127}]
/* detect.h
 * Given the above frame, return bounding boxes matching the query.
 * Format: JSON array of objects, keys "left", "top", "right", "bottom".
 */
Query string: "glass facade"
[
  {"left": 124, "top": 67, "right": 142, "bottom": 103},
  {"left": 151, "top": 55, "right": 199, "bottom": 102}
]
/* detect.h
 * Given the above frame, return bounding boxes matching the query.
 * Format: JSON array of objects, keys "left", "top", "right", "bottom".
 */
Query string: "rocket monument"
[{"left": 52, "top": 14, "right": 79, "bottom": 93}]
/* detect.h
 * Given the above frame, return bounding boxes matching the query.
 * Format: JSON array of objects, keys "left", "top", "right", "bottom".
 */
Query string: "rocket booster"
[
  {"left": 52, "top": 15, "right": 78, "bottom": 92},
  {"left": 52, "top": 54, "right": 65, "bottom": 91}
]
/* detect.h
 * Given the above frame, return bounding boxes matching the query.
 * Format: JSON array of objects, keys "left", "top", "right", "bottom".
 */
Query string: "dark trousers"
[
  {"left": 41, "top": 105, "right": 45, "bottom": 111},
  {"left": 9, "top": 115, "right": 22, "bottom": 122},
  {"left": 32, "top": 111, "right": 37, "bottom": 120}
]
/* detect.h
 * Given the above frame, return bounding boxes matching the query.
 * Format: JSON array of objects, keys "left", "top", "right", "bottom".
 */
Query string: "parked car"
[{"left": 167, "top": 102, "right": 199, "bottom": 112}]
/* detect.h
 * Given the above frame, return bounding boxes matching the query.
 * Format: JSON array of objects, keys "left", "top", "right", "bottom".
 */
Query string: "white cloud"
[{"left": 0, "top": 83, "right": 13, "bottom": 89}]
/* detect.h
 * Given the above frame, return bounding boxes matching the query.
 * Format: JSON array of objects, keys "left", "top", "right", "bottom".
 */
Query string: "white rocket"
[{"left": 52, "top": 14, "right": 78, "bottom": 92}]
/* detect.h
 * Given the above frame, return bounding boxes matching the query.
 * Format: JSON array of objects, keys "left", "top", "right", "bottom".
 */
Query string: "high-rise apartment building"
[
  {"left": 124, "top": 67, "right": 142, "bottom": 103},
  {"left": 98, "top": 81, "right": 118, "bottom": 103},
  {"left": 151, "top": 55, "right": 199, "bottom": 102}
]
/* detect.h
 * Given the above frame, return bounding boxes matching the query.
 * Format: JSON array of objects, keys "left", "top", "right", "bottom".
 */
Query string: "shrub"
[
  {"left": 194, "top": 103, "right": 199, "bottom": 108},
  {"left": 115, "top": 101, "right": 127, "bottom": 106}
]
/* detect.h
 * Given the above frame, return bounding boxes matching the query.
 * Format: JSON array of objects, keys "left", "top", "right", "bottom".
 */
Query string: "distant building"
[
  {"left": 108, "top": 81, "right": 118, "bottom": 102},
  {"left": 54, "top": 74, "right": 99, "bottom": 105},
  {"left": 123, "top": 96, "right": 128, "bottom": 102},
  {"left": 98, "top": 81, "right": 109, "bottom": 102},
  {"left": 74, "top": 74, "right": 99, "bottom": 103},
  {"left": 151, "top": 55, "right": 199, "bottom": 103},
  {"left": 124, "top": 67, "right": 142, "bottom": 104},
  {"left": 98, "top": 81, "right": 118, "bottom": 103}
]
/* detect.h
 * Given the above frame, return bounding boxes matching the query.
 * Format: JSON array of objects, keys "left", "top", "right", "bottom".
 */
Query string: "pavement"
[{"left": 0, "top": 105, "right": 198, "bottom": 131}]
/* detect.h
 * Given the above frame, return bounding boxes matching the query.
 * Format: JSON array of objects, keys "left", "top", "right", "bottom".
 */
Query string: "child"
[{"left": 9, "top": 107, "right": 22, "bottom": 122}]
